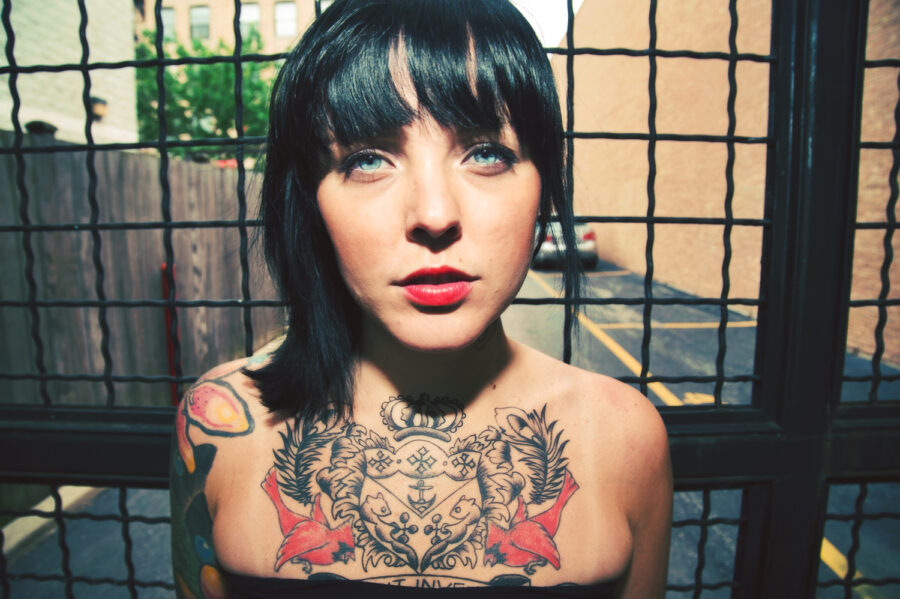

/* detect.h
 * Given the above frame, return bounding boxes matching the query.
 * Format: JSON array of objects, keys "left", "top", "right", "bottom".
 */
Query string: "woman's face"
[{"left": 316, "top": 115, "right": 541, "bottom": 353}]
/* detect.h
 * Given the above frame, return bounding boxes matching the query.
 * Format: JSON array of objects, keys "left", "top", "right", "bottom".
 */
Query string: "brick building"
[
  {"left": 134, "top": 0, "right": 319, "bottom": 54},
  {"left": 554, "top": 0, "right": 898, "bottom": 367}
]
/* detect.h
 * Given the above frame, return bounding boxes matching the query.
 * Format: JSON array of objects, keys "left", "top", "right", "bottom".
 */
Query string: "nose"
[{"left": 405, "top": 163, "right": 461, "bottom": 252}]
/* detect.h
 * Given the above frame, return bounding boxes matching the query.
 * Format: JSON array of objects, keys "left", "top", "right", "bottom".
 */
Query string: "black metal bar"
[
  {"left": 639, "top": 0, "right": 658, "bottom": 398},
  {"left": 0, "top": 295, "right": 762, "bottom": 309},
  {"left": 731, "top": 484, "right": 768, "bottom": 599},
  {"left": 154, "top": 0, "right": 184, "bottom": 401},
  {"left": 2, "top": 0, "right": 50, "bottom": 407},
  {"left": 818, "top": 576, "right": 900, "bottom": 588},
  {"left": 78, "top": 0, "right": 115, "bottom": 407},
  {"left": 0, "top": 46, "right": 776, "bottom": 77},
  {"left": 0, "top": 135, "right": 267, "bottom": 155},
  {"left": 0, "top": 215, "right": 770, "bottom": 234},
  {"left": 856, "top": 220, "right": 900, "bottom": 229},
  {"left": 0, "top": 371, "right": 759, "bottom": 386},
  {"left": 562, "top": 0, "right": 575, "bottom": 365},
  {"left": 0, "top": 298, "right": 283, "bottom": 309},
  {"left": 118, "top": 488, "right": 138, "bottom": 599},
  {"left": 0, "top": 219, "right": 264, "bottom": 233},
  {"left": 825, "top": 511, "right": 900, "bottom": 521},
  {"left": 5, "top": 572, "right": 174, "bottom": 592},
  {"left": 0, "top": 52, "right": 288, "bottom": 75},
  {"left": 0, "top": 507, "right": 169, "bottom": 525},
  {"left": 843, "top": 483, "right": 868, "bottom": 598},
  {"left": 849, "top": 297, "right": 900, "bottom": 306},
  {"left": 232, "top": 0, "right": 254, "bottom": 357},
  {"left": 0, "top": 407, "right": 174, "bottom": 487},
  {"left": 714, "top": 0, "right": 739, "bottom": 407},
  {"left": 867, "top": 68, "right": 900, "bottom": 403},
  {"left": 49, "top": 486, "right": 75, "bottom": 599},
  {"left": 691, "top": 489, "right": 712, "bottom": 599},
  {"left": 749, "top": 0, "right": 868, "bottom": 592},
  {"left": 543, "top": 47, "right": 775, "bottom": 63},
  {"left": 0, "top": 131, "right": 771, "bottom": 155},
  {"left": 566, "top": 131, "right": 769, "bottom": 143}
]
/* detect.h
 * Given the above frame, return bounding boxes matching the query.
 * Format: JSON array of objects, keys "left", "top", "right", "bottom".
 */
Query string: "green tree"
[{"left": 135, "top": 29, "right": 272, "bottom": 161}]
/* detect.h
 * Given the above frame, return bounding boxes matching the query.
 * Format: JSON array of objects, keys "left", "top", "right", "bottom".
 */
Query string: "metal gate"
[{"left": 0, "top": 0, "right": 898, "bottom": 597}]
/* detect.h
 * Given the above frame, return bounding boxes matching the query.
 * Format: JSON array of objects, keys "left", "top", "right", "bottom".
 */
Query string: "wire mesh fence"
[
  {"left": 816, "top": 482, "right": 900, "bottom": 598},
  {"left": 840, "top": 0, "right": 900, "bottom": 404},
  {"left": 1, "top": 0, "right": 900, "bottom": 597}
]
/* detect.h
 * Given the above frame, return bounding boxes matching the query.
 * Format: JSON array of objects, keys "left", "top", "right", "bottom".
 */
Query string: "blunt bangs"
[{"left": 300, "top": 0, "right": 556, "bottom": 165}]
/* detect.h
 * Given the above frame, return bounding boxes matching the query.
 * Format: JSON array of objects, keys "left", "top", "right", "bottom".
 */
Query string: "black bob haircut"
[{"left": 249, "top": 0, "right": 583, "bottom": 420}]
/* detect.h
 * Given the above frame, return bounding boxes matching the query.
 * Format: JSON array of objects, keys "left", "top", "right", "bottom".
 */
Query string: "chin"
[{"left": 389, "top": 316, "right": 493, "bottom": 354}]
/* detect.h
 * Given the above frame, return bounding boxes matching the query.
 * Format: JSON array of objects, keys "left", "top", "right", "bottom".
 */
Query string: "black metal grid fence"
[{"left": 1, "top": 0, "right": 899, "bottom": 597}]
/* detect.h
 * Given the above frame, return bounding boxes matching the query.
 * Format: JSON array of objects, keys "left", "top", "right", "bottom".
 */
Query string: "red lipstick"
[{"left": 396, "top": 266, "right": 475, "bottom": 307}]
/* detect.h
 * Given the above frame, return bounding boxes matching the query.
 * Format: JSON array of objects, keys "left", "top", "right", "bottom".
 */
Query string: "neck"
[{"left": 354, "top": 318, "right": 512, "bottom": 412}]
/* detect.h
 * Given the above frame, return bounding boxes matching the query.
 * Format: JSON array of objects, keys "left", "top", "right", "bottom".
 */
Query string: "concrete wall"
[{"left": 0, "top": 0, "right": 138, "bottom": 144}]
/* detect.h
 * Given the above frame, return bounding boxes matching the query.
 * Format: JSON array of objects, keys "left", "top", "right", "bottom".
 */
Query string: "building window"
[
  {"left": 161, "top": 7, "right": 176, "bottom": 42},
  {"left": 189, "top": 5, "right": 210, "bottom": 41},
  {"left": 240, "top": 3, "right": 260, "bottom": 40},
  {"left": 274, "top": 2, "right": 297, "bottom": 38}
]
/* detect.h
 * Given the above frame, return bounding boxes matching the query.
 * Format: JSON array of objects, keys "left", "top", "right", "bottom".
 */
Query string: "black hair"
[{"left": 249, "top": 0, "right": 582, "bottom": 420}]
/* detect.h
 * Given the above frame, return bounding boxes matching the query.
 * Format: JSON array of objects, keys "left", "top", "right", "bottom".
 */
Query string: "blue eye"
[
  {"left": 467, "top": 143, "right": 517, "bottom": 171},
  {"left": 354, "top": 154, "right": 384, "bottom": 171},
  {"left": 338, "top": 151, "right": 387, "bottom": 177},
  {"left": 472, "top": 149, "right": 502, "bottom": 165}
]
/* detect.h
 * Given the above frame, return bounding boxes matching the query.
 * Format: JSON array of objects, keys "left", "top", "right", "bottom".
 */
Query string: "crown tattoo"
[{"left": 380, "top": 393, "right": 466, "bottom": 441}]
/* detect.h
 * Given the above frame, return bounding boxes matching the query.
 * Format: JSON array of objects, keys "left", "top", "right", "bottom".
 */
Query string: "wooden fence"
[{"left": 0, "top": 131, "right": 283, "bottom": 407}]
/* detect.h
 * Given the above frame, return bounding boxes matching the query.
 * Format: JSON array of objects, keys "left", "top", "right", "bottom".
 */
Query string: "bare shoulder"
[
  {"left": 515, "top": 341, "right": 664, "bottom": 431},
  {"left": 513, "top": 341, "right": 670, "bottom": 490},
  {"left": 170, "top": 356, "right": 270, "bottom": 599},
  {"left": 177, "top": 354, "right": 272, "bottom": 431},
  {"left": 171, "top": 354, "right": 275, "bottom": 487}
]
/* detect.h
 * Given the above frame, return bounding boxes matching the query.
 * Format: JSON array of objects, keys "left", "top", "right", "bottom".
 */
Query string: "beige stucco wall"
[
  {"left": 847, "top": 0, "right": 900, "bottom": 367},
  {"left": 553, "top": 0, "right": 899, "bottom": 366},
  {"left": 551, "top": 0, "right": 770, "bottom": 317}
]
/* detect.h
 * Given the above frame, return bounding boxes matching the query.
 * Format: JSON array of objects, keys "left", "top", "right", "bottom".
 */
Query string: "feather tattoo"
[{"left": 495, "top": 406, "right": 570, "bottom": 504}]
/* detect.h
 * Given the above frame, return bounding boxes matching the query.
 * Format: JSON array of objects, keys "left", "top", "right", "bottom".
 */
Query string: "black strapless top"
[{"left": 221, "top": 571, "right": 618, "bottom": 598}]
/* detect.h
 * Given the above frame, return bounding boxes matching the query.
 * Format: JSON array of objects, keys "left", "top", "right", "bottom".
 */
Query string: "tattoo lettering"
[
  {"left": 171, "top": 365, "right": 255, "bottom": 599},
  {"left": 264, "top": 394, "right": 577, "bottom": 581}
]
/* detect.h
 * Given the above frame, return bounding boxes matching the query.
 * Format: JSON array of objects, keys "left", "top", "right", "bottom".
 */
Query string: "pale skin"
[{"left": 170, "top": 91, "right": 672, "bottom": 598}]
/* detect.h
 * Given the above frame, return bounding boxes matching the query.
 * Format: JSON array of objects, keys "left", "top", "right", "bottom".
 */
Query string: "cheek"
[{"left": 316, "top": 184, "right": 371, "bottom": 290}]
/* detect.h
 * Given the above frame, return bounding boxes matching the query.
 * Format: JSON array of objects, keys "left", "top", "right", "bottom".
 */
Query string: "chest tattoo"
[{"left": 263, "top": 394, "right": 578, "bottom": 582}]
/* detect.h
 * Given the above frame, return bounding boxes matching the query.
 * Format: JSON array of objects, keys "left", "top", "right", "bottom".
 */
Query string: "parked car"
[{"left": 533, "top": 221, "right": 598, "bottom": 268}]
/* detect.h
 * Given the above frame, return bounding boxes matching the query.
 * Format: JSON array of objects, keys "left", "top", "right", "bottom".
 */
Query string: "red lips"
[{"left": 396, "top": 266, "right": 475, "bottom": 307}]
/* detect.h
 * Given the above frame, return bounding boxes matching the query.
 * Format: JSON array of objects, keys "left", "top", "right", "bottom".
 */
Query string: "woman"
[{"left": 170, "top": 0, "right": 672, "bottom": 597}]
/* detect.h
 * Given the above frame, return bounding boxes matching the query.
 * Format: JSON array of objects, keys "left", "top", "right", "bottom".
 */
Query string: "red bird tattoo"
[
  {"left": 483, "top": 470, "right": 579, "bottom": 572},
  {"left": 261, "top": 467, "right": 355, "bottom": 571}
]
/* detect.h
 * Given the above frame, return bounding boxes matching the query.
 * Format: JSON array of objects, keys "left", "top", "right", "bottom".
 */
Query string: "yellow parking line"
[
  {"left": 820, "top": 538, "right": 889, "bottom": 599},
  {"left": 596, "top": 320, "right": 757, "bottom": 330},
  {"left": 586, "top": 269, "right": 632, "bottom": 277},
  {"left": 526, "top": 270, "right": 684, "bottom": 407}
]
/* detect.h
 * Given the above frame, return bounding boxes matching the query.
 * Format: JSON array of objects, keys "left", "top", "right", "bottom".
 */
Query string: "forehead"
[{"left": 322, "top": 29, "right": 506, "bottom": 149}]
